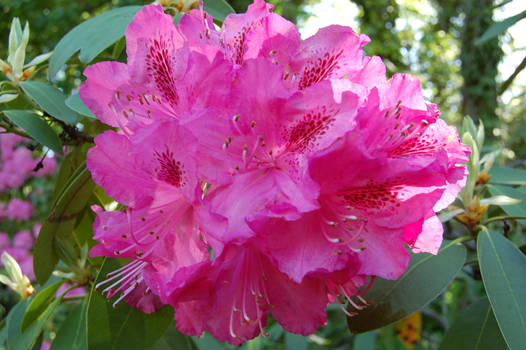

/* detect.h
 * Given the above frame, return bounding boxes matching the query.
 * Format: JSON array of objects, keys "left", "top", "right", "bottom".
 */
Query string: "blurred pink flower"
[
  {"left": 6, "top": 198, "right": 33, "bottom": 221},
  {"left": 13, "top": 230, "right": 34, "bottom": 249},
  {"left": 36, "top": 156, "right": 57, "bottom": 177}
]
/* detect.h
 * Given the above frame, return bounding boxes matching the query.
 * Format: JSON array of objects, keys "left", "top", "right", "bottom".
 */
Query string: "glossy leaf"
[
  {"left": 20, "top": 81, "right": 79, "bottom": 124},
  {"left": 204, "top": 0, "right": 235, "bottom": 22},
  {"left": 478, "top": 229, "right": 526, "bottom": 350},
  {"left": 152, "top": 324, "right": 198, "bottom": 350},
  {"left": 48, "top": 6, "right": 142, "bottom": 79},
  {"left": 487, "top": 185, "right": 526, "bottom": 224},
  {"left": 65, "top": 92, "right": 96, "bottom": 119},
  {"left": 21, "top": 280, "right": 65, "bottom": 332},
  {"left": 34, "top": 166, "right": 95, "bottom": 284},
  {"left": 2, "top": 110, "right": 63, "bottom": 155},
  {"left": 347, "top": 241, "right": 466, "bottom": 333},
  {"left": 475, "top": 9, "right": 526, "bottom": 45},
  {"left": 50, "top": 301, "right": 88, "bottom": 350},
  {"left": 87, "top": 258, "right": 174, "bottom": 350},
  {"left": 489, "top": 167, "right": 526, "bottom": 186},
  {"left": 438, "top": 298, "right": 507, "bottom": 350}
]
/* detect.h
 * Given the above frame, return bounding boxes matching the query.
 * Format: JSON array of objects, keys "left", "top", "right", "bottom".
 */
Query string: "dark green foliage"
[
  {"left": 227, "top": 0, "right": 307, "bottom": 23},
  {"left": 432, "top": 0, "right": 503, "bottom": 124},
  {"left": 352, "top": 0, "right": 407, "bottom": 75}
]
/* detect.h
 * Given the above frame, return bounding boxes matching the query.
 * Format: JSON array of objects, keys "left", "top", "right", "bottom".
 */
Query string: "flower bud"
[
  {"left": 20, "top": 65, "right": 36, "bottom": 81},
  {"left": 0, "top": 252, "right": 35, "bottom": 299}
]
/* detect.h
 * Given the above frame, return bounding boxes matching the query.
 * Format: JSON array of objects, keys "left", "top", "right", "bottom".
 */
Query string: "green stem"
[
  {"left": 482, "top": 216, "right": 526, "bottom": 224},
  {"left": 450, "top": 236, "right": 474, "bottom": 245},
  {"left": 0, "top": 118, "right": 32, "bottom": 139},
  {"left": 62, "top": 294, "right": 86, "bottom": 302}
]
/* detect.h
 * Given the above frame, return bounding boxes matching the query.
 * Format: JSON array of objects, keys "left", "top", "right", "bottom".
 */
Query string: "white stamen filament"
[
  {"left": 112, "top": 275, "right": 143, "bottom": 308},
  {"left": 99, "top": 262, "right": 146, "bottom": 295}
]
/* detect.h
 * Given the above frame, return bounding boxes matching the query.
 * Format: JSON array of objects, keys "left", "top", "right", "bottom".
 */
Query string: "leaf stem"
[{"left": 482, "top": 216, "right": 526, "bottom": 224}]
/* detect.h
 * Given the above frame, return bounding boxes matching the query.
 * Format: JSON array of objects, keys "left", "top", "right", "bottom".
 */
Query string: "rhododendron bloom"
[
  {"left": 6, "top": 198, "right": 33, "bottom": 221},
  {"left": 81, "top": 0, "right": 469, "bottom": 345}
]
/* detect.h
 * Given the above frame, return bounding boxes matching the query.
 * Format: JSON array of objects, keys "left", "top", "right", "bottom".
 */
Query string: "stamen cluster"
[{"left": 81, "top": 1, "right": 469, "bottom": 344}]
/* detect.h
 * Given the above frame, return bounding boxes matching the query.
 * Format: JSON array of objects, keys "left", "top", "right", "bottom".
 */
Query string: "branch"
[
  {"left": 498, "top": 54, "right": 526, "bottom": 95},
  {"left": 0, "top": 118, "right": 32, "bottom": 139}
]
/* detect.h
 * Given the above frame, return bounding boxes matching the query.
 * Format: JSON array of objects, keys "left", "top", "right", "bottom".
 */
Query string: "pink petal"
[
  {"left": 290, "top": 25, "right": 370, "bottom": 90},
  {"left": 80, "top": 61, "right": 129, "bottom": 127}
]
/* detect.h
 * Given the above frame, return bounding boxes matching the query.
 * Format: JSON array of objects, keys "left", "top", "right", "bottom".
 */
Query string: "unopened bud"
[
  {"left": 0, "top": 252, "right": 35, "bottom": 299},
  {"left": 20, "top": 65, "right": 36, "bottom": 81}
]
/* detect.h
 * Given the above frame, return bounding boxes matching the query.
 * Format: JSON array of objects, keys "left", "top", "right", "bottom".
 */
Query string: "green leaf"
[
  {"left": 352, "top": 332, "right": 376, "bottom": 350},
  {"left": 87, "top": 258, "right": 174, "bottom": 350},
  {"left": 34, "top": 166, "right": 95, "bottom": 284},
  {"left": 285, "top": 333, "right": 308, "bottom": 350},
  {"left": 50, "top": 301, "right": 88, "bottom": 350},
  {"left": 438, "top": 298, "right": 507, "bottom": 350},
  {"left": 6, "top": 299, "right": 31, "bottom": 350},
  {"left": 347, "top": 241, "right": 466, "bottom": 333},
  {"left": 65, "top": 92, "right": 95, "bottom": 119},
  {"left": 152, "top": 324, "right": 198, "bottom": 350},
  {"left": 204, "top": 0, "right": 235, "bottom": 22},
  {"left": 2, "top": 110, "right": 63, "bottom": 155},
  {"left": 489, "top": 167, "right": 526, "bottom": 186},
  {"left": 48, "top": 6, "right": 142, "bottom": 79},
  {"left": 193, "top": 332, "right": 225, "bottom": 350},
  {"left": 21, "top": 281, "right": 65, "bottom": 332},
  {"left": 477, "top": 229, "right": 526, "bottom": 350},
  {"left": 487, "top": 185, "right": 526, "bottom": 224},
  {"left": 7, "top": 294, "right": 63, "bottom": 350},
  {"left": 20, "top": 81, "right": 79, "bottom": 124},
  {"left": 475, "top": 9, "right": 526, "bottom": 45}
]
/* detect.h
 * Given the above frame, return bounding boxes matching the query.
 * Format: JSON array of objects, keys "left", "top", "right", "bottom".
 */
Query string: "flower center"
[
  {"left": 298, "top": 49, "right": 344, "bottom": 90},
  {"left": 146, "top": 37, "right": 179, "bottom": 107},
  {"left": 155, "top": 148, "right": 185, "bottom": 187}
]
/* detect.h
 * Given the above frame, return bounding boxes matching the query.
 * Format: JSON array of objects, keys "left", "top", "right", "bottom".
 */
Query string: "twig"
[
  {"left": 498, "top": 54, "right": 526, "bottom": 95},
  {"left": 482, "top": 216, "right": 526, "bottom": 224}
]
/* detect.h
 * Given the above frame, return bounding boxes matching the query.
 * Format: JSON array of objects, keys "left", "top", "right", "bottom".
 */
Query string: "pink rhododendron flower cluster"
[
  {"left": 0, "top": 130, "right": 57, "bottom": 192},
  {"left": 5, "top": 198, "right": 33, "bottom": 221},
  {"left": 81, "top": 1, "right": 469, "bottom": 344}
]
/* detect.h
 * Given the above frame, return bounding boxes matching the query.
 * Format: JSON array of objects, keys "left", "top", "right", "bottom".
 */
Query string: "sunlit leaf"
[
  {"left": 20, "top": 81, "right": 79, "bottom": 124},
  {"left": 204, "top": 0, "right": 235, "bottom": 22},
  {"left": 48, "top": 6, "right": 142, "bottom": 79},
  {"left": 475, "top": 9, "right": 526, "bottom": 45}
]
